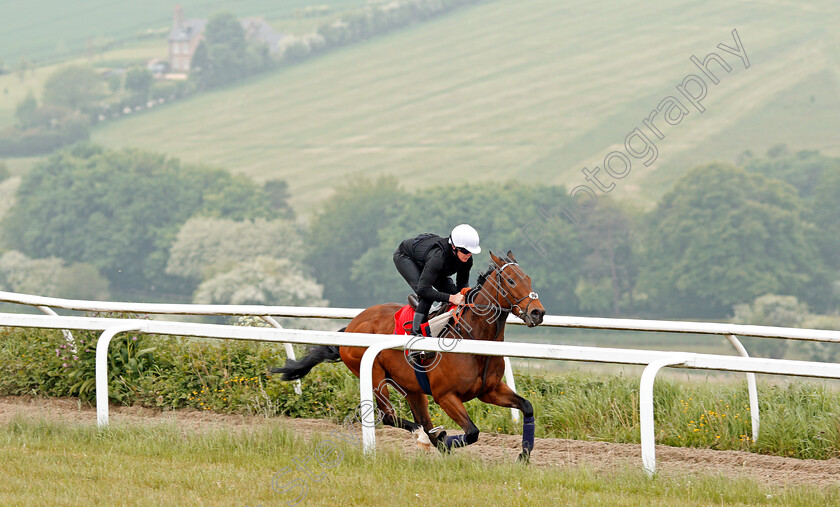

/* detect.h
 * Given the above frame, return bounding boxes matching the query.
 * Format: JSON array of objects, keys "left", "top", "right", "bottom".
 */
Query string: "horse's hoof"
[
  {"left": 517, "top": 451, "right": 531, "bottom": 464},
  {"left": 412, "top": 427, "right": 433, "bottom": 452}
]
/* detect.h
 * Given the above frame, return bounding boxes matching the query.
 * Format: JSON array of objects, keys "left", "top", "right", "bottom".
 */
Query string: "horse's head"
[{"left": 475, "top": 250, "right": 546, "bottom": 327}]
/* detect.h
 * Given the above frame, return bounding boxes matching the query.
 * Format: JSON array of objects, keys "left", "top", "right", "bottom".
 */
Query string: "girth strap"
[{"left": 412, "top": 363, "right": 433, "bottom": 395}]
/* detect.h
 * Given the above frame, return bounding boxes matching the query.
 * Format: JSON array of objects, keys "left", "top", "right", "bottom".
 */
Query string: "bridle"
[
  {"left": 493, "top": 260, "right": 540, "bottom": 320},
  {"left": 452, "top": 259, "right": 540, "bottom": 334}
]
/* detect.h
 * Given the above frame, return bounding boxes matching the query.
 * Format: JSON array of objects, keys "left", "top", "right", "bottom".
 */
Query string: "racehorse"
[{"left": 271, "top": 250, "right": 546, "bottom": 461}]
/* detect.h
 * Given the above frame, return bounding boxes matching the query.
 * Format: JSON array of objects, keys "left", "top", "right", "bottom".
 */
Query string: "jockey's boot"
[{"left": 407, "top": 312, "right": 430, "bottom": 363}]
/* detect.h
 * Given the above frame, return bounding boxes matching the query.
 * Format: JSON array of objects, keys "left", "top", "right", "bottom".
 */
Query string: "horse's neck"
[{"left": 462, "top": 285, "right": 508, "bottom": 341}]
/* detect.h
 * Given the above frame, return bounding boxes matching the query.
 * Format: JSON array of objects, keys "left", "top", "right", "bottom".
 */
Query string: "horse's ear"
[
  {"left": 489, "top": 251, "right": 502, "bottom": 265},
  {"left": 506, "top": 250, "right": 516, "bottom": 262}
]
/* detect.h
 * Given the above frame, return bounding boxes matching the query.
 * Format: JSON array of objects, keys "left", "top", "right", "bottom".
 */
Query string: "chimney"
[{"left": 173, "top": 5, "right": 184, "bottom": 28}]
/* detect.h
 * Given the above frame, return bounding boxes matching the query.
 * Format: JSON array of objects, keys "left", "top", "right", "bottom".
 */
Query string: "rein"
[{"left": 449, "top": 258, "right": 537, "bottom": 340}]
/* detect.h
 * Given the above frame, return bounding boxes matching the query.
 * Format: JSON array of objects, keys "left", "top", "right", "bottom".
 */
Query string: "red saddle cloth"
[
  {"left": 393, "top": 304, "right": 455, "bottom": 336},
  {"left": 394, "top": 305, "right": 426, "bottom": 336}
]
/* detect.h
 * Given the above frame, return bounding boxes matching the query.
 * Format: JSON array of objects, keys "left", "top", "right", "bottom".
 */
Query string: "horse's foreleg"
[
  {"left": 434, "top": 393, "right": 480, "bottom": 452},
  {"left": 479, "top": 383, "right": 535, "bottom": 462}
]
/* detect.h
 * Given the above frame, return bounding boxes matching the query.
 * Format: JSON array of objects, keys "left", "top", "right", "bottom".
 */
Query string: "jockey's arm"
[{"left": 415, "top": 253, "right": 453, "bottom": 304}]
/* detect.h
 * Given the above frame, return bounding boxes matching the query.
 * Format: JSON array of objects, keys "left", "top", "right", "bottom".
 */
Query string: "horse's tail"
[{"left": 269, "top": 327, "right": 346, "bottom": 381}]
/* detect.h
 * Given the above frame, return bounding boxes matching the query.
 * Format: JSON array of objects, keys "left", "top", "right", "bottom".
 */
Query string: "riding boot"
[{"left": 407, "top": 312, "right": 428, "bottom": 363}]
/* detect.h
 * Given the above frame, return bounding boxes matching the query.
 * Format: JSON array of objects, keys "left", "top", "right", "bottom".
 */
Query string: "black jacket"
[{"left": 397, "top": 233, "right": 473, "bottom": 303}]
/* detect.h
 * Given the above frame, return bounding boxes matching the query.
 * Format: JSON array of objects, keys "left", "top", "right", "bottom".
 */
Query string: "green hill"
[{"left": 88, "top": 0, "right": 840, "bottom": 211}]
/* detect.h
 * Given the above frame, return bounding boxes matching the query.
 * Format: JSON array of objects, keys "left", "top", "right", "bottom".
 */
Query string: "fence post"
[
  {"left": 725, "top": 334, "right": 760, "bottom": 441},
  {"left": 503, "top": 357, "right": 520, "bottom": 423},
  {"left": 640, "top": 354, "right": 691, "bottom": 476},
  {"left": 359, "top": 336, "right": 411, "bottom": 454},
  {"left": 96, "top": 323, "right": 144, "bottom": 427}
]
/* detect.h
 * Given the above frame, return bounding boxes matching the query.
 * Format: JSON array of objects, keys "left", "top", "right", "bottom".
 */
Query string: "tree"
[
  {"left": 639, "top": 162, "right": 830, "bottom": 317},
  {"left": 0, "top": 172, "right": 21, "bottom": 223},
  {"left": 2, "top": 143, "right": 278, "bottom": 295},
  {"left": 15, "top": 92, "right": 37, "bottom": 129},
  {"left": 166, "top": 217, "right": 303, "bottom": 282},
  {"left": 193, "top": 256, "right": 327, "bottom": 307},
  {"left": 574, "top": 277, "right": 613, "bottom": 315},
  {"left": 263, "top": 179, "right": 294, "bottom": 219},
  {"left": 346, "top": 181, "right": 584, "bottom": 312},
  {"left": 743, "top": 149, "right": 840, "bottom": 199},
  {"left": 733, "top": 294, "right": 809, "bottom": 359},
  {"left": 0, "top": 250, "right": 109, "bottom": 299},
  {"left": 576, "top": 198, "right": 639, "bottom": 316},
  {"left": 15, "top": 57, "right": 31, "bottom": 82},
  {"left": 190, "top": 41, "right": 210, "bottom": 76},
  {"left": 0, "top": 161, "right": 9, "bottom": 183},
  {"left": 305, "top": 176, "right": 406, "bottom": 307},
  {"left": 124, "top": 67, "right": 153, "bottom": 100},
  {"left": 811, "top": 166, "right": 840, "bottom": 270},
  {"left": 0, "top": 250, "right": 64, "bottom": 295},
  {"left": 42, "top": 65, "right": 104, "bottom": 112},
  {"left": 107, "top": 73, "right": 122, "bottom": 93},
  {"left": 56, "top": 262, "right": 110, "bottom": 300},
  {"left": 192, "top": 12, "right": 249, "bottom": 88}
]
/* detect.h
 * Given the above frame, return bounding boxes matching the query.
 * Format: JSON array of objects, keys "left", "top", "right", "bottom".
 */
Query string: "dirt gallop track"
[{"left": 3, "top": 396, "right": 839, "bottom": 487}]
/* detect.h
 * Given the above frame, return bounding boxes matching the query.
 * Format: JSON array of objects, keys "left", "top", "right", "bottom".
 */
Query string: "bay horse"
[{"left": 271, "top": 250, "right": 546, "bottom": 461}]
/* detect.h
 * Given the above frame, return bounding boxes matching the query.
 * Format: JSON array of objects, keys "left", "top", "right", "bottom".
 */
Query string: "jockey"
[{"left": 393, "top": 224, "right": 481, "bottom": 354}]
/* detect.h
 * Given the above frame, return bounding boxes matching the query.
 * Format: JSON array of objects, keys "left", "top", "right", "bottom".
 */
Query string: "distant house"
[{"left": 168, "top": 5, "right": 284, "bottom": 73}]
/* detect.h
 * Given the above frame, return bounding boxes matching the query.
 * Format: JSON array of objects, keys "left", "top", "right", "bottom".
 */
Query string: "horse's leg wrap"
[
  {"left": 522, "top": 416, "right": 535, "bottom": 454},
  {"left": 444, "top": 434, "right": 467, "bottom": 449}
]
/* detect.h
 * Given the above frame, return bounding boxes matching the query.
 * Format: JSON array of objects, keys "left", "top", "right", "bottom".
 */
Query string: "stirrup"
[{"left": 406, "top": 349, "right": 432, "bottom": 363}]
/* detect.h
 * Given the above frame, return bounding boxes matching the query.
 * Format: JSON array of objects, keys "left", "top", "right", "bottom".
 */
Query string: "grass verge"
[{"left": 1, "top": 417, "right": 838, "bottom": 506}]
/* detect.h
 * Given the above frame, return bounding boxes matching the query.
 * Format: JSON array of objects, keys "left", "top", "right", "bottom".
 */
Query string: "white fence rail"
[
  {"left": 8, "top": 291, "right": 840, "bottom": 441},
  {"left": 0, "top": 290, "right": 527, "bottom": 421},
  {"left": 3, "top": 310, "right": 840, "bottom": 476}
]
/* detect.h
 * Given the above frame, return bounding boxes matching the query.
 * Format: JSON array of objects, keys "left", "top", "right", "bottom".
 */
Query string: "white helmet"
[{"left": 450, "top": 224, "right": 481, "bottom": 254}]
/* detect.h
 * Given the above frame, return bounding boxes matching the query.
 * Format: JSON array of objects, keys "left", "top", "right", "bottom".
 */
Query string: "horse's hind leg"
[
  {"left": 479, "top": 383, "right": 535, "bottom": 462},
  {"left": 434, "top": 393, "right": 480, "bottom": 452},
  {"left": 371, "top": 365, "right": 431, "bottom": 450}
]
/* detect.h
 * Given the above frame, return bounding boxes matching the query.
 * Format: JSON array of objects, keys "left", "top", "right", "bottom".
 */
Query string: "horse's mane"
[
  {"left": 474, "top": 263, "right": 495, "bottom": 289},
  {"left": 467, "top": 257, "right": 509, "bottom": 300}
]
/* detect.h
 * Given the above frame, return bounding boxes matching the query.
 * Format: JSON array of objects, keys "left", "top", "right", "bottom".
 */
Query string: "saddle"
[{"left": 397, "top": 295, "right": 455, "bottom": 339}]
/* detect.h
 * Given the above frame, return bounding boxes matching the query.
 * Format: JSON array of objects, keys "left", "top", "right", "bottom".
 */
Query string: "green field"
[
  {"left": 0, "top": 39, "right": 171, "bottom": 130},
  {"left": 0, "top": 0, "right": 368, "bottom": 65},
  {"left": 2, "top": 417, "right": 837, "bottom": 506},
  {"left": 75, "top": 0, "right": 840, "bottom": 212}
]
